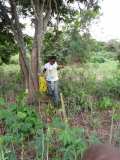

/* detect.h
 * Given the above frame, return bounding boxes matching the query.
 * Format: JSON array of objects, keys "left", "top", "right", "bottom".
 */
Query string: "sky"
[
  {"left": 90, "top": 0, "right": 120, "bottom": 41},
  {"left": 22, "top": 0, "right": 120, "bottom": 42}
]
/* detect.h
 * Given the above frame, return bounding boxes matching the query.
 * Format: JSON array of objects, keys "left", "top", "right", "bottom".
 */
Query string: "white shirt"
[{"left": 44, "top": 62, "right": 59, "bottom": 81}]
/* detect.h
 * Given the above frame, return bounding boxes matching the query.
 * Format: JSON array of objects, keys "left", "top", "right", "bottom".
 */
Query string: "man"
[{"left": 43, "top": 56, "right": 63, "bottom": 106}]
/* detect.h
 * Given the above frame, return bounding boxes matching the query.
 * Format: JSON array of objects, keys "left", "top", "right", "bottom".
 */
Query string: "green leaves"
[
  {"left": 51, "top": 117, "right": 66, "bottom": 129},
  {"left": 99, "top": 97, "right": 113, "bottom": 110},
  {"left": 17, "top": 112, "right": 27, "bottom": 119},
  {"left": 0, "top": 97, "right": 5, "bottom": 106},
  {"left": 59, "top": 127, "right": 85, "bottom": 146},
  {"left": 112, "top": 114, "right": 120, "bottom": 121},
  {"left": 59, "top": 127, "right": 72, "bottom": 146},
  {"left": 0, "top": 102, "right": 44, "bottom": 144},
  {"left": 58, "top": 126, "right": 87, "bottom": 159},
  {"left": 0, "top": 32, "right": 18, "bottom": 64}
]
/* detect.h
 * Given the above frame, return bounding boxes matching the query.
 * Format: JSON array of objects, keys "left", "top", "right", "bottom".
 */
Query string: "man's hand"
[
  {"left": 57, "top": 64, "right": 64, "bottom": 70},
  {"left": 38, "top": 72, "right": 45, "bottom": 77},
  {"left": 43, "top": 68, "right": 47, "bottom": 73},
  {"left": 60, "top": 65, "right": 64, "bottom": 68}
]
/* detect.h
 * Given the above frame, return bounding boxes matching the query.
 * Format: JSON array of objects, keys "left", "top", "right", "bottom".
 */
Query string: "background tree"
[
  {"left": 0, "top": 0, "right": 100, "bottom": 103},
  {"left": 0, "top": 32, "right": 18, "bottom": 64}
]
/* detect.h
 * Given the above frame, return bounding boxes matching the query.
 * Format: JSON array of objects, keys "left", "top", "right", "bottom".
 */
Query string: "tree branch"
[
  {"left": 53, "top": 0, "right": 59, "bottom": 30},
  {"left": 33, "top": 0, "right": 45, "bottom": 17},
  {"left": 9, "top": 0, "right": 26, "bottom": 53},
  {"left": 43, "top": 0, "right": 52, "bottom": 33},
  {"left": 31, "top": 0, "right": 39, "bottom": 20},
  {"left": 0, "top": 1, "right": 11, "bottom": 25},
  {"left": 0, "top": 1, "right": 19, "bottom": 46}
]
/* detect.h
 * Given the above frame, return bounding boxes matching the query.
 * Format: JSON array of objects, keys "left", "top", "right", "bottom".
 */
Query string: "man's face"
[{"left": 49, "top": 59, "right": 55, "bottom": 65}]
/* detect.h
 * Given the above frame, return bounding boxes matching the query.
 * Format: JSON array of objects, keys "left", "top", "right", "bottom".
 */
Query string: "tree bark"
[
  {"left": 9, "top": 0, "right": 39, "bottom": 104},
  {"left": 8, "top": 0, "right": 52, "bottom": 104},
  {"left": 19, "top": 51, "right": 29, "bottom": 89}
]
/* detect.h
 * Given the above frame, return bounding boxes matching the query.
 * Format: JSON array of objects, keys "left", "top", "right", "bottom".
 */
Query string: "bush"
[
  {"left": 98, "top": 97, "right": 113, "bottom": 110},
  {"left": 94, "top": 74, "right": 120, "bottom": 99},
  {"left": 60, "top": 67, "right": 96, "bottom": 116},
  {"left": 59, "top": 62, "right": 120, "bottom": 113},
  {"left": 0, "top": 100, "right": 43, "bottom": 145},
  {"left": 0, "top": 64, "right": 22, "bottom": 98},
  {"left": 10, "top": 55, "right": 19, "bottom": 64},
  {"left": 90, "top": 51, "right": 118, "bottom": 63}
]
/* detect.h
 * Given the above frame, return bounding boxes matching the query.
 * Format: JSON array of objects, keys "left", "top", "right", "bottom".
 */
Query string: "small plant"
[
  {"left": 0, "top": 98, "right": 45, "bottom": 160},
  {"left": 0, "top": 104, "right": 44, "bottom": 144},
  {"left": 88, "top": 132, "right": 101, "bottom": 145},
  {"left": 0, "top": 97, "right": 5, "bottom": 106},
  {"left": 89, "top": 112, "right": 101, "bottom": 129},
  {"left": 99, "top": 97, "right": 113, "bottom": 110},
  {"left": 58, "top": 126, "right": 87, "bottom": 159},
  {"left": 0, "top": 144, "right": 17, "bottom": 160}
]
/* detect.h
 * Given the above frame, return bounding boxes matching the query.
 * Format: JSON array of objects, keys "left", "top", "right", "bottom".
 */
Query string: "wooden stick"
[
  {"left": 60, "top": 93, "right": 68, "bottom": 123},
  {"left": 109, "top": 108, "right": 115, "bottom": 144}
]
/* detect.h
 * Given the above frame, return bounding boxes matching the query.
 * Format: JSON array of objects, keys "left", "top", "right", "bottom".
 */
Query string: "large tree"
[{"left": 0, "top": 0, "right": 100, "bottom": 103}]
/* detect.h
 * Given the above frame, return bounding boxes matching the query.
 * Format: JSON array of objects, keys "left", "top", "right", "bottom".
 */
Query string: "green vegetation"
[
  {"left": 1, "top": 40, "right": 120, "bottom": 158},
  {"left": 0, "top": 0, "right": 120, "bottom": 159},
  {"left": 0, "top": 98, "right": 102, "bottom": 159}
]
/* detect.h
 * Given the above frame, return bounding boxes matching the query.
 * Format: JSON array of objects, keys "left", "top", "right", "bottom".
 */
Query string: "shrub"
[
  {"left": 60, "top": 68, "right": 96, "bottom": 116},
  {"left": 98, "top": 97, "right": 113, "bottom": 110},
  {"left": 94, "top": 74, "right": 120, "bottom": 99},
  {"left": 10, "top": 55, "right": 19, "bottom": 64},
  {"left": 0, "top": 64, "right": 22, "bottom": 98},
  {"left": 0, "top": 100, "right": 44, "bottom": 145}
]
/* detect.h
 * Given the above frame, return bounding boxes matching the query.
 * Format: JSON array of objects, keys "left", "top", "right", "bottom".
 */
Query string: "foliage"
[
  {"left": 89, "top": 112, "right": 101, "bottom": 129},
  {"left": 58, "top": 126, "right": 87, "bottom": 159},
  {"left": 88, "top": 132, "right": 101, "bottom": 145},
  {"left": 33, "top": 117, "right": 88, "bottom": 160},
  {"left": 0, "top": 145, "right": 17, "bottom": 160},
  {"left": 59, "top": 59, "right": 120, "bottom": 114},
  {"left": 113, "top": 113, "right": 120, "bottom": 121},
  {"left": 66, "top": 31, "right": 92, "bottom": 63},
  {"left": 42, "top": 30, "right": 68, "bottom": 64},
  {"left": 0, "top": 32, "right": 18, "bottom": 64},
  {"left": 0, "top": 100, "right": 44, "bottom": 145},
  {"left": 1, "top": 0, "right": 120, "bottom": 159},
  {"left": 60, "top": 66, "right": 96, "bottom": 115},
  {"left": 98, "top": 97, "right": 113, "bottom": 110},
  {"left": 90, "top": 51, "right": 118, "bottom": 63},
  {"left": 0, "top": 63, "right": 22, "bottom": 98},
  {"left": 94, "top": 72, "right": 120, "bottom": 99},
  {"left": 0, "top": 97, "right": 5, "bottom": 106},
  {"left": 10, "top": 55, "right": 19, "bottom": 64},
  {"left": 106, "top": 40, "right": 120, "bottom": 53},
  {"left": 42, "top": 21, "right": 100, "bottom": 64},
  {"left": 0, "top": 0, "right": 100, "bottom": 59},
  {"left": 0, "top": 97, "right": 89, "bottom": 159}
]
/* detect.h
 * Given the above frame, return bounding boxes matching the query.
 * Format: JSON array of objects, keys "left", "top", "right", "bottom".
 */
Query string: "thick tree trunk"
[
  {"left": 28, "top": 47, "right": 39, "bottom": 104},
  {"left": 28, "top": 75, "right": 37, "bottom": 104},
  {"left": 19, "top": 50, "right": 37, "bottom": 104},
  {"left": 31, "top": 47, "right": 38, "bottom": 89},
  {"left": 9, "top": 0, "right": 52, "bottom": 105},
  {"left": 19, "top": 51, "right": 29, "bottom": 89}
]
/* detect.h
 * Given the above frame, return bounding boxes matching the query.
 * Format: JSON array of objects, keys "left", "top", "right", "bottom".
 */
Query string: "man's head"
[
  {"left": 82, "top": 144, "right": 120, "bottom": 160},
  {"left": 49, "top": 56, "right": 56, "bottom": 65}
]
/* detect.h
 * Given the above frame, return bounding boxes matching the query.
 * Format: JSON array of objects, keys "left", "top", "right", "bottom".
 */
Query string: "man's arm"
[
  {"left": 43, "top": 63, "right": 47, "bottom": 73},
  {"left": 43, "top": 68, "right": 47, "bottom": 73}
]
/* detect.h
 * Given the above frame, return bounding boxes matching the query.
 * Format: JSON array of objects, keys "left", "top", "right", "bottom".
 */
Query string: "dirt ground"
[{"left": 71, "top": 110, "right": 120, "bottom": 146}]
